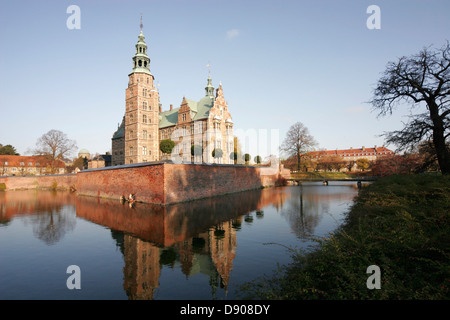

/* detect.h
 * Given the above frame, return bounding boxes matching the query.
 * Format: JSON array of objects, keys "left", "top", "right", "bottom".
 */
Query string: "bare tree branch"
[
  {"left": 280, "top": 122, "right": 317, "bottom": 171},
  {"left": 33, "top": 130, "right": 77, "bottom": 174},
  {"left": 369, "top": 41, "right": 450, "bottom": 174}
]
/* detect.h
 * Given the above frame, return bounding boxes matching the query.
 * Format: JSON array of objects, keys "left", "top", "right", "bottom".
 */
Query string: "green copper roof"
[
  {"left": 193, "top": 96, "right": 214, "bottom": 120},
  {"left": 158, "top": 96, "right": 214, "bottom": 129},
  {"left": 159, "top": 107, "right": 180, "bottom": 129},
  {"left": 112, "top": 117, "right": 125, "bottom": 139},
  {"left": 130, "top": 30, "right": 152, "bottom": 76}
]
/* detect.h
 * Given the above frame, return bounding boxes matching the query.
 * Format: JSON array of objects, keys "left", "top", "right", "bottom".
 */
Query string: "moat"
[{"left": 0, "top": 182, "right": 365, "bottom": 299}]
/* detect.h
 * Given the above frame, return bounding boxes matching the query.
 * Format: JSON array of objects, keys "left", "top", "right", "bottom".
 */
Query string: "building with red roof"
[
  {"left": 0, "top": 155, "right": 66, "bottom": 176},
  {"left": 303, "top": 145, "right": 395, "bottom": 171}
]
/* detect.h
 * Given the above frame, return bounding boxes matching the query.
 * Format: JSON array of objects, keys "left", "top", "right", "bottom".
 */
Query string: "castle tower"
[
  {"left": 205, "top": 75, "right": 214, "bottom": 98},
  {"left": 124, "top": 25, "right": 160, "bottom": 164}
]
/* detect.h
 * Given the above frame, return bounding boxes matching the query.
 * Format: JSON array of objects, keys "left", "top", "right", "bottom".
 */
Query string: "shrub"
[{"left": 160, "top": 139, "right": 175, "bottom": 154}]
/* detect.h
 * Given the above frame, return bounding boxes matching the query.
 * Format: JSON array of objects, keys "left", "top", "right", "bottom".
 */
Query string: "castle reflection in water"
[{"left": 0, "top": 183, "right": 359, "bottom": 299}]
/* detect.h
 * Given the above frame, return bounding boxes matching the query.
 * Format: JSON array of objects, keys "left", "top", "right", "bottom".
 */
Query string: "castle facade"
[{"left": 112, "top": 29, "right": 234, "bottom": 166}]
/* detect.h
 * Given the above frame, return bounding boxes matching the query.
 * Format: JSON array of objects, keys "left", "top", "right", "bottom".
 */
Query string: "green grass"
[
  {"left": 290, "top": 171, "right": 357, "bottom": 180},
  {"left": 239, "top": 174, "right": 450, "bottom": 299}
]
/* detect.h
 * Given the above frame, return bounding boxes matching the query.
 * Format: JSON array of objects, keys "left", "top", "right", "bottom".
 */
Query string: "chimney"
[
  {"left": 170, "top": 104, "right": 173, "bottom": 111},
  {"left": 362, "top": 146, "right": 365, "bottom": 151}
]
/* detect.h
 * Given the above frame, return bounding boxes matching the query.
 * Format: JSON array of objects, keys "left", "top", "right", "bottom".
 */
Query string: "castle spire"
[
  {"left": 205, "top": 63, "right": 214, "bottom": 97},
  {"left": 130, "top": 15, "right": 152, "bottom": 76}
]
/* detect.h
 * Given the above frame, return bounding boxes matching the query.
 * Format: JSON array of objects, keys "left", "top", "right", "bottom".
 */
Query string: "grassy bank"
[
  {"left": 239, "top": 174, "right": 450, "bottom": 299},
  {"left": 290, "top": 171, "right": 359, "bottom": 180}
]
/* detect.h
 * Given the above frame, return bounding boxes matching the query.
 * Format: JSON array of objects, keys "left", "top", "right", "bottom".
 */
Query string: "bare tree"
[
  {"left": 32, "top": 129, "right": 77, "bottom": 174},
  {"left": 281, "top": 122, "right": 317, "bottom": 171},
  {"left": 369, "top": 41, "right": 450, "bottom": 174}
]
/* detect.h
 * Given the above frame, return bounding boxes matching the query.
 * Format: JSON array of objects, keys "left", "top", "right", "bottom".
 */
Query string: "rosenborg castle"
[{"left": 111, "top": 28, "right": 234, "bottom": 166}]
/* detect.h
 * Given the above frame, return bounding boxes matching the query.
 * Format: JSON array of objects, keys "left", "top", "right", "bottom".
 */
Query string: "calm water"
[{"left": 0, "top": 183, "right": 364, "bottom": 300}]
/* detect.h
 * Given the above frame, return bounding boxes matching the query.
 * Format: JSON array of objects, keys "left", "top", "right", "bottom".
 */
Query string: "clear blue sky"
[{"left": 1, "top": 0, "right": 449, "bottom": 159}]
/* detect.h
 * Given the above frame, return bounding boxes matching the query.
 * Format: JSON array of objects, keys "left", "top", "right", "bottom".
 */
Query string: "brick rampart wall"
[
  {"left": 76, "top": 162, "right": 165, "bottom": 204},
  {"left": 163, "top": 163, "right": 263, "bottom": 204},
  {"left": 0, "top": 162, "right": 286, "bottom": 205},
  {"left": 0, "top": 174, "right": 77, "bottom": 191}
]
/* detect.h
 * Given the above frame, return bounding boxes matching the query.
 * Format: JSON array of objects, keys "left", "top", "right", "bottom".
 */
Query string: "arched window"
[
  {"left": 144, "top": 61, "right": 147, "bottom": 68},
  {"left": 138, "top": 60, "right": 142, "bottom": 67}
]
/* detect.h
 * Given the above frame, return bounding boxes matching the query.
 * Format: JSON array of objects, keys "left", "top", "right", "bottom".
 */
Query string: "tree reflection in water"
[
  {"left": 1, "top": 190, "right": 77, "bottom": 245},
  {"left": 26, "top": 206, "right": 76, "bottom": 245}
]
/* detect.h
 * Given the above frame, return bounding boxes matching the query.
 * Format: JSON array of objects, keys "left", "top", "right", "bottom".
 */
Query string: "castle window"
[
  {"left": 143, "top": 130, "right": 147, "bottom": 139},
  {"left": 143, "top": 115, "right": 147, "bottom": 123},
  {"left": 182, "top": 113, "right": 186, "bottom": 122},
  {"left": 144, "top": 61, "right": 147, "bottom": 68},
  {"left": 143, "top": 146, "right": 147, "bottom": 156},
  {"left": 129, "top": 146, "right": 133, "bottom": 156},
  {"left": 143, "top": 101, "right": 147, "bottom": 110},
  {"left": 138, "top": 60, "right": 142, "bottom": 67}
]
